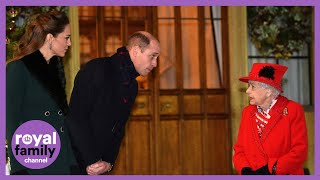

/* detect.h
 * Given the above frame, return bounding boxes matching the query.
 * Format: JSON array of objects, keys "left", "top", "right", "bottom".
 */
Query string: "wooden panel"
[
  {"left": 159, "top": 95, "right": 178, "bottom": 115},
  {"left": 207, "top": 95, "right": 226, "bottom": 114},
  {"left": 157, "top": 120, "right": 180, "bottom": 174},
  {"left": 126, "top": 120, "right": 151, "bottom": 174},
  {"left": 111, "top": 136, "right": 127, "bottom": 174},
  {"left": 181, "top": 120, "right": 203, "bottom": 174},
  {"left": 205, "top": 119, "right": 228, "bottom": 174},
  {"left": 132, "top": 95, "right": 149, "bottom": 116},
  {"left": 183, "top": 95, "right": 201, "bottom": 114}
]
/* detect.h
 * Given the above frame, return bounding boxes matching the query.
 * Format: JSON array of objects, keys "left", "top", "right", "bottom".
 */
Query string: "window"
[{"left": 247, "top": 7, "right": 313, "bottom": 106}]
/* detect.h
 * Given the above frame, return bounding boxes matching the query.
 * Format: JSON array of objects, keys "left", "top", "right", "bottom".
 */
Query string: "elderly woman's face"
[{"left": 246, "top": 81, "right": 270, "bottom": 106}]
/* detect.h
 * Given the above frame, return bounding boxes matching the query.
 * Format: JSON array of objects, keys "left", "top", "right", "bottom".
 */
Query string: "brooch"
[{"left": 283, "top": 107, "right": 288, "bottom": 116}]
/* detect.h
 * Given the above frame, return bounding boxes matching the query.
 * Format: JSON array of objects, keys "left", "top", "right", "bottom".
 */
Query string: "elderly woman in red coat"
[{"left": 233, "top": 63, "right": 308, "bottom": 175}]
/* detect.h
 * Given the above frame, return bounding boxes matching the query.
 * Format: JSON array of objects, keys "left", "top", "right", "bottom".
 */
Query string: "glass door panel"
[
  {"left": 104, "top": 6, "right": 121, "bottom": 17},
  {"left": 158, "top": 19, "right": 177, "bottom": 89},
  {"left": 128, "top": 6, "right": 146, "bottom": 18},
  {"left": 181, "top": 19, "right": 200, "bottom": 89},
  {"left": 104, "top": 19, "right": 121, "bottom": 56},
  {"left": 158, "top": 6, "right": 174, "bottom": 18},
  {"left": 78, "top": 6, "right": 98, "bottom": 66},
  {"left": 205, "top": 18, "right": 221, "bottom": 88},
  {"left": 181, "top": 6, "right": 198, "bottom": 18}
]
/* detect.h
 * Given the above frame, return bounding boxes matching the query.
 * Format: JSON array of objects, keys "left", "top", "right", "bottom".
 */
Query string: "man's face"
[{"left": 133, "top": 40, "right": 160, "bottom": 76}]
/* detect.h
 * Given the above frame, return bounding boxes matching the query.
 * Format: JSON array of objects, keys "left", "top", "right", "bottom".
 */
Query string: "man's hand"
[{"left": 86, "top": 160, "right": 113, "bottom": 175}]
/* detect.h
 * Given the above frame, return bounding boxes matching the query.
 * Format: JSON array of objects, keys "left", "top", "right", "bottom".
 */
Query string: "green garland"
[
  {"left": 247, "top": 7, "right": 312, "bottom": 59},
  {"left": 6, "top": 6, "right": 68, "bottom": 61}
]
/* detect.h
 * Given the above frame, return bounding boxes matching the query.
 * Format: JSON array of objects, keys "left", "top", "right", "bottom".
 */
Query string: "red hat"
[{"left": 239, "top": 63, "right": 288, "bottom": 92}]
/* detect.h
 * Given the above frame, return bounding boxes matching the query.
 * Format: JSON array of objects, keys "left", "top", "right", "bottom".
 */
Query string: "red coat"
[{"left": 233, "top": 95, "right": 308, "bottom": 175}]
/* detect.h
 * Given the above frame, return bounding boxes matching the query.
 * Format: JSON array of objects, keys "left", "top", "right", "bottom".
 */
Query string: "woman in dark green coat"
[{"left": 6, "top": 10, "right": 77, "bottom": 175}]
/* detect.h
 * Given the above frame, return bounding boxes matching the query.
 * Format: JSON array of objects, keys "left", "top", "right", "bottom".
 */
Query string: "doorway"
[{"left": 78, "top": 6, "right": 231, "bottom": 174}]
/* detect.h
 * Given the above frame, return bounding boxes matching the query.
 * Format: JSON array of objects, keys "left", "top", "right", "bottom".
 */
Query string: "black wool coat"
[
  {"left": 66, "top": 47, "right": 139, "bottom": 173},
  {"left": 6, "top": 50, "right": 76, "bottom": 175}
]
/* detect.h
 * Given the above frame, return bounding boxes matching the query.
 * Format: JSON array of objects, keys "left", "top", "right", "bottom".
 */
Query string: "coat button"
[
  {"left": 60, "top": 127, "right": 64, "bottom": 132},
  {"left": 57, "top": 110, "right": 63, "bottom": 116},
  {"left": 44, "top": 111, "right": 50, "bottom": 116}
]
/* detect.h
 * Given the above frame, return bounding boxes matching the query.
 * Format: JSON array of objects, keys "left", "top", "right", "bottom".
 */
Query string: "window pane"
[
  {"left": 182, "top": 19, "right": 200, "bottom": 89},
  {"left": 79, "top": 6, "right": 97, "bottom": 17},
  {"left": 128, "top": 20, "right": 145, "bottom": 35},
  {"left": 205, "top": 19, "right": 221, "bottom": 88},
  {"left": 79, "top": 12, "right": 97, "bottom": 66},
  {"left": 158, "top": 6, "right": 174, "bottom": 18},
  {"left": 128, "top": 6, "right": 146, "bottom": 18},
  {"left": 104, "top": 20, "right": 121, "bottom": 56},
  {"left": 181, "top": 6, "right": 198, "bottom": 18},
  {"left": 209, "top": 6, "right": 221, "bottom": 19},
  {"left": 104, "top": 6, "right": 121, "bottom": 17},
  {"left": 281, "top": 59, "right": 310, "bottom": 105},
  {"left": 158, "top": 18, "right": 176, "bottom": 89}
]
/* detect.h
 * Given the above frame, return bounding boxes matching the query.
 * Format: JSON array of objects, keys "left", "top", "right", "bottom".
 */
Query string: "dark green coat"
[{"left": 6, "top": 50, "right": 76, "bottom": 175}]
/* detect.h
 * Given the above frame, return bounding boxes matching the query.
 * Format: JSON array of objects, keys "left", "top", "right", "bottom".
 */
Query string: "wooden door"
[{"left": 78, "top": 6, "right": 231, "bottom": 175}]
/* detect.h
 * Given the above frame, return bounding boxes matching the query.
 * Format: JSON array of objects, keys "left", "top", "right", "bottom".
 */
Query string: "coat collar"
[
  {"left": 114, "top": 47, "right": 140, "bottom": 88},
  {"left": 116, "top": 47, "right": 140, "bottom": 79},
  {"left": 259, "top": 95, "right": 289, "bottom": 140},
  {"left": 21, "top": 50, "right": 68, "bottom": 114},
  {"left": 249, "top": 95, "right": 289, "bottom": 152}
]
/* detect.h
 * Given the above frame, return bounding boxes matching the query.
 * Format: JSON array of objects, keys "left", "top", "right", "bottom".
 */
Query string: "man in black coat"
[{"left": 66, "top": 31, "right": 160, "bottom": 175}]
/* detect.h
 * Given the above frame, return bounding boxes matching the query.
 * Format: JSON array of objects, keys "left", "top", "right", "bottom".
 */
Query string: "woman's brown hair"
[{"left": 12, "top": 10, "right": 69, "bottom": 61}]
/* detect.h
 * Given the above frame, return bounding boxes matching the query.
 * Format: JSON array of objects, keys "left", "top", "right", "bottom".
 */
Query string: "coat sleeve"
[
  {"left": 6, "top": 61, "right": 28, "bottom": 174},
  {"left": 268, "top": 102, "right": 308, "bottom": 175},
  {"left": 66, "top": 62, "right": 103, "bottom": 168},
  {"left": 233, "top": 107, "right": 251, "bottom": 174}
]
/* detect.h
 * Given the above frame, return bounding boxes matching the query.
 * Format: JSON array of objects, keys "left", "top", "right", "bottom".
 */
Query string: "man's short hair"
[{"left": 127, "top": 32, "right": 150, "bottom": 52}]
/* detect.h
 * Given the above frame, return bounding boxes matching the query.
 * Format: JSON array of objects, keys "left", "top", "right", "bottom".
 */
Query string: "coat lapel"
[
  {"left": 249, "top": 108, "right": 266, "bottom": 153},
  {"left": 21, "top": 50, "right": 68, "bottom": 113},
  {"left": 259, "top": 96, "right": 289, "bottom": 143}
]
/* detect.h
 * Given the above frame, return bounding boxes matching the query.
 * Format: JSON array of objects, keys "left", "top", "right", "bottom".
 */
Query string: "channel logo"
[{"left": 11, "top": 120, "right": 61, "bottom": 169}]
